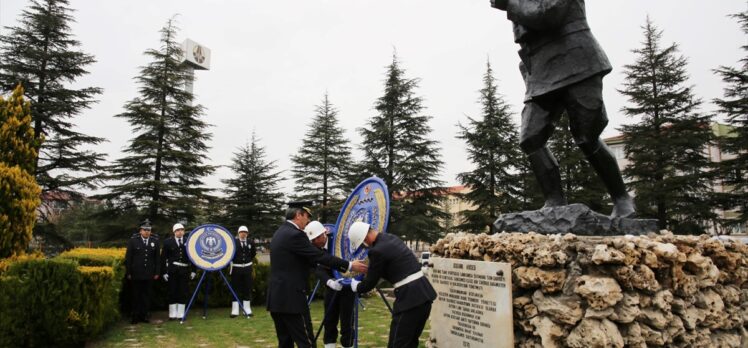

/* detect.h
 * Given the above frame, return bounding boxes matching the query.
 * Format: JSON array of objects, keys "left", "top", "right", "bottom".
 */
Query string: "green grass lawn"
[{"left": 87, "top": 295, "right": 430, "bottom": 348}]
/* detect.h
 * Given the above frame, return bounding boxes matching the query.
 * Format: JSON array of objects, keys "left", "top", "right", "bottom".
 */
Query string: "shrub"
[
  {"left": 0, "top": 251, "right": 42, "bottom": 274},
  {"left": 58, "top": 247, "right": 125, "bottom": 273},
  {"left": 0, "top": 85, "right": 42, "bottom": 258},
  {"left": 0, "top": 253, "right": 120, "bottom": 347}
]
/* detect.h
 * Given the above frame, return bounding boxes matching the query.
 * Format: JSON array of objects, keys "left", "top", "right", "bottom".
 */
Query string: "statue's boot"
[
  {"left": 584, "top": 142, "right": 636, "bottom": 218},
  {"left": 528, "top": 147, "right": 567, "bottom": 208}
]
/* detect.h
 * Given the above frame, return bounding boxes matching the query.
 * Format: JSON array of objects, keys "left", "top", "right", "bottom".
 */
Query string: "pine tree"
[
  {"left": 100, "top": 19, "right": 214, "bottom": 227},
  {"left": 291, "top": 93, "right": 353, "bottom": 223},
  {"left": 547, "top": 112, "right": 608, "bottom": 213},
  {"left": 0, "top": 0, "right": 104, "bottom": 214},
  {"left": 359, "top": 54, "right": 446, "bottom": 243},
  {"left": 0, "top": 85, "right": 42, "bottom": 257},
  {"left": 517, "top": 159, "right": 544, "bottom": 211},
  {"left": 618, "top": 18, "right": 715, "bottom": 232},
  {"left": 714, "top": 8, "right": 748, "bottom": 230},
  {"left": 223, "top": 134, "right": 284, "bottom": 239},
  {"left": 456, "top": 61, "right": 524, "bottom": 233}
]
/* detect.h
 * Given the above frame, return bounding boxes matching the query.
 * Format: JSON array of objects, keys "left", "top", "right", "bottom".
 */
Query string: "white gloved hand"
[
  {"left": 326, "top": 279, "right": 343, "bottom": 291},
  {"left": 350, "top": 279, "right": 360, "bottom": 292},
  {"left": 190, "top": 272, "right": 196, "bottom": 280},
  {"left": 163, "top": 274, "right": 169, "bottom": 282}
]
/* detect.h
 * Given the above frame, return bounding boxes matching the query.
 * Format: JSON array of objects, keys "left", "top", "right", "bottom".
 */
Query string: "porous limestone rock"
[
  {"left": 430, "top": 231, "right": 748, "bottom": 348},
  {"left": 530, "top": 315, "right": 565, "bottom": 348},
  {"left": 532, "top": 290, "right": 583, "bottom": 326},
  {"left": 574, "top": 276, "right": 623, "bottom": 310},
  {"left": 610, "top": 292, "right": 640, "bottom": 324},
  {"left": 514, "top": 266, "right": 566, "bottom": 293},
  {"left": 565, "top": 318, "right": 623, "bottom": 348}
]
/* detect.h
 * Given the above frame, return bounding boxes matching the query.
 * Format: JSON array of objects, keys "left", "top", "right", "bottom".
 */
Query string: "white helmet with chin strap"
[{"left": 348, "top": 221, "right": 370, "bottom": 251}]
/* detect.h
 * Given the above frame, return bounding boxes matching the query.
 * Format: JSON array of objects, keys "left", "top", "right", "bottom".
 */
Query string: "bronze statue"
[{"left": 490, "top": 0, "right": 635, "bottom": 218}]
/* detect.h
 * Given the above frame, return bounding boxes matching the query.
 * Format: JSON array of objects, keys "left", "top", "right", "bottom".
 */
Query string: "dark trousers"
[
  {"left": 271, "top": 311, "right": 315, "bottom": 348},
  {"left": 388, "top": 301, "right": 432, "bottom": 348},
  {"left": 231, "top": 267, "right": 253, "bottom": 301},
  {"left": 167, "top": 268, "right": 189, "bottom": 304},
  {"left": 323, "top": 289, "right": 355, "bottom": 346},
  {"left": 519, "top": 75, "right": 607, "bottom": 154},
  {"left": 131, "top": 279, "right": 153, "bottom": 322}
]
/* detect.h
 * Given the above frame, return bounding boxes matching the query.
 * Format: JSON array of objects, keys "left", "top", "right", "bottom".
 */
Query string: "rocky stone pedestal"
[{"left": 493, "top": 203, "right": 658, "bottom": 236}]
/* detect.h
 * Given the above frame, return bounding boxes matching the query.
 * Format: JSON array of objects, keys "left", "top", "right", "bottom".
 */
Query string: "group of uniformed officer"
[
  {"left": 124, "top": 220, "right": 258, "bottom": 323},
  {"left": 266, "top": 203, "right": 368, "bottom": 348},
  {"left": 125, "top": 203, "right": 436, "bottom": 347},
  {"left": 266, "top": 202, "right": 436, "bottom": 348}
]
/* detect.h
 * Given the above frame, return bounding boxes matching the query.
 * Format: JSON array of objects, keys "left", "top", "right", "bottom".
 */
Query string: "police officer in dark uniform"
[
  {"left": 306, "top": 221, "right": 355, "bottom": 348},
  {"left": 230, "top": 225, "right": 256, "bottom": 318},
  {"left": 267, "top": 202, "right": 368, "bottom": 348},
  {"left": 125, "top": 219, "right": 161, "bottom": 324},
  {"left": 349, "top": 222, "right": 436, "bottom": 348},
  {"left": 161, "top": 223, "right": 196, "bottom": 321}
]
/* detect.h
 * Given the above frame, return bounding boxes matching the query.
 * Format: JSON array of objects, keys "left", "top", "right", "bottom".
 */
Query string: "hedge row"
[
  {"left": 0, "top": 256, "right": 118, "bottom": 347},
  {"left": 0, "top": 247, "right": 279, "bottom": 347}
]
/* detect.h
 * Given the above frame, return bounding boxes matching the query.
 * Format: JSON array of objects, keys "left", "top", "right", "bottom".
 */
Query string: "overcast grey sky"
[{"left": 1, "top": 0, "right": 745, "bottom": 197}]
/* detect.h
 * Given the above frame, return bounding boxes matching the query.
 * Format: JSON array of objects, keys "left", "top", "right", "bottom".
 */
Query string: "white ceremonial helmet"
[
  {"left": 304, "top": 221, "right": 326, "bottom": 241},
  {"left": 172, "top": 223, "right": 185, "bottom": 232},
  {"left": 238, "top": 225, "right": 249, "bottom": 233},
  {"left": 348, "top": 221, "right": 370, "bottom": 250}
]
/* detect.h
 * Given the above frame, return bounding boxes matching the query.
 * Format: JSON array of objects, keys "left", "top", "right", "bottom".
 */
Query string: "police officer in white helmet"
[
  {"left": 230, "top": 225, "right": 256, "bottom": 317},
  {"left": 305, "top": 221, "right": 355, "bottom": 348},
  {"left": 348, "top": 221, "right": 437, "bottom": 348},
  {"left": 161, "top": 223, "right": 196, "bottom": 320}
]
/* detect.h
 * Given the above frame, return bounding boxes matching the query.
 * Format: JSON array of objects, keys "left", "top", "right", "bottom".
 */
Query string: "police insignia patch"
[
  {"left": 332, "top": 176, "right": 389, "bottom": 280},
  {"left": 186, "top": 224, "right": 235, "bottom": 271}
]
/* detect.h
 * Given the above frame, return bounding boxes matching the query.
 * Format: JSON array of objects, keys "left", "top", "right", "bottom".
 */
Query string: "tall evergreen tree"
[
  {"left": 359, "top": 54, "right": 447, "bottom": 243},
  {"left": 517, "top": 159, "right": 544, "bottom": 211},
  {"left": 618, "top": 18, "right": 715, "bottom": 232},
  {"left": 714, "top": 8, "right": 748, "bottom": 230},
  {"left": 100, "top": 19, "right": 214, "bottom": 227},
  {"left": 548, "top": 112, "right": 607, "bottom": 213},
  {"left": 223, "top": 134, "right": 284, "bottom": 239},
  {"left": 0, "top": 0, "right": 104, "bottom": 214},
  {"left": 291, "top": 93, "right": 353, "bottom": 223},
  {"left": 456, "top": 61, "right": 524, "bottom": 233}
]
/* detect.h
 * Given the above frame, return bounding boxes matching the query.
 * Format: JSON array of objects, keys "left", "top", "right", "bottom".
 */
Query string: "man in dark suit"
[
  {"left": 489, "top": 0, "right": 635, "bottom": 218},
  {"left": 125, "top": 219, "right": 161, "bottom": 324},
  {"left": 267, "top": 203, "right": 368, "bottom": 348},
  {"left": 161, "top": 223, "right": 195, "bottom": 321},
  {"left": 306, "top": 221, "right": 355, "bottom": 348},
  {"left": 349, "top": 222, "right": 436, "bottom": 348},
  {"left": 230, "top": 225, "right": 256, "bottom": 318}
]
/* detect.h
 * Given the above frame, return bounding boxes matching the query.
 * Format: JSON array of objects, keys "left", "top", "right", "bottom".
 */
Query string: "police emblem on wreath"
[
  {"left": 186, "top": 224, "right": 235, "bottom": 271},
  {"left": 332, "top": 176, "right": 390, "bottom": 280}
]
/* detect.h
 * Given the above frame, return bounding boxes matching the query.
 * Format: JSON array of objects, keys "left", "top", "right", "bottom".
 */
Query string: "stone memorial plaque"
[{"left": 428, "top": 257, "right": 513, "bottom": 348}]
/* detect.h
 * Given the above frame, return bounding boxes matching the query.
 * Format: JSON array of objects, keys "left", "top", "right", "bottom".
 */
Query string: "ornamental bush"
[
  {"left": 0, "top": 250, "right": 120, "bottom": 347},
  {"left": 0, "top": 246, "right": 279, "bottom": 346},
  {"left": 0, "top": 84, "right": 42, "bottom": 258}
]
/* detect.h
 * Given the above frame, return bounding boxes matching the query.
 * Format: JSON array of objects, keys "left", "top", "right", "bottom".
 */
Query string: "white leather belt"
[
  {"left": 394, "top": 271, "right": 424, "bottom": 289},
  {"left": 232, "top": 262, "right": 253, "bottom": 268},
  {"left": 172, "top": 262, "right": 189, "bottom": 267}
]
